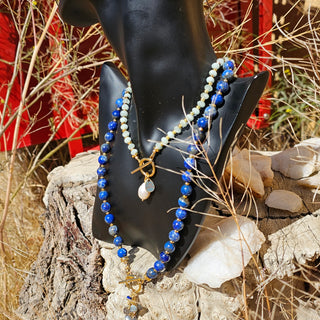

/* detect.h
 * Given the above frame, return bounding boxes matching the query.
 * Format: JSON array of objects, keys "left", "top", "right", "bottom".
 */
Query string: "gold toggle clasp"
[
  {"left": 130, "top": 157, "right": 156, "bottom": 179},
  {"left": 119, "top": 275, "right": 145, "bottom": 294}
]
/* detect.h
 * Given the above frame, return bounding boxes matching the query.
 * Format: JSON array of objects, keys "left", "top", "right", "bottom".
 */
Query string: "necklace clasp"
[{"left": 131, "top": 157, "right": 156, "bottom": 179}]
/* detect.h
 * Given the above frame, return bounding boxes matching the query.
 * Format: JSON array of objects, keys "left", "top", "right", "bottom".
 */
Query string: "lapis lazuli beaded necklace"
[{"left": 97, "top": 57, "right": 235, "bottom": 320}]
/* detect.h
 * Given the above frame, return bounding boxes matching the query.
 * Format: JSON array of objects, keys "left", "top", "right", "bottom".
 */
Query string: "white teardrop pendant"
[{"left": 138, "top": 178, "right": 155, "bottom": 201}]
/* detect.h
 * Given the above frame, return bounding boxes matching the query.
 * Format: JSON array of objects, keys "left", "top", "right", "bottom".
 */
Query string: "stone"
[
  {"left": 183, "top": 215, "right": 265, "bottom": 288},
  {"left": 264, "top": 212, "right": 320, "bottom": 278},
  {"left": 271, "top": 138, "right": 320, "bottom": 179},
  {"left": 250, "top": 152, "right": 274, "bottom": 187},
  {"left": 223, "top": 148, "right": 265, "bottom": 198},
  {"left": 297, "top": 171, "right": 320, "bottom": 189},
  {"left": 265, "top": 189, "right": 303, "bottom": 212}
]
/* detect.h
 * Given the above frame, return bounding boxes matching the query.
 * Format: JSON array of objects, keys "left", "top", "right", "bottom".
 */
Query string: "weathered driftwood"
[{"left": 18, "top": 144, "right": 320, "bottom": 319}]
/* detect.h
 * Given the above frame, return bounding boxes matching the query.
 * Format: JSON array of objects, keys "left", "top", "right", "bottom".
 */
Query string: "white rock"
[
  {"left": 298, "top": 171, "right": 320, "bottom": 189},
  {"left": 265, "top": 189, "right": 303, "bottom": 212},
  {"left": 184, "top": 216, "right": 265, "bottom": 288},
  {"left": 250, "top": 153, "right": 274, "bottom": 187},
  {"left": 271, "top": 138, "right": 320, "bottom": 179}
]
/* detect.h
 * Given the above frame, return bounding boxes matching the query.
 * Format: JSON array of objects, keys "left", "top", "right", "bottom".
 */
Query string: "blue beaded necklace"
[{"left": 97, "top": 57, "right": 235, "bottom": 320}]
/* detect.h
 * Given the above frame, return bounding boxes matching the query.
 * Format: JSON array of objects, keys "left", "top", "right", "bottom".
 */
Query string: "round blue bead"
[
  {"left": 216, "top": 80, "right": 229, "bottom": 94},
  {"left": 97, "top": 178, "right": 108, "bottom": 188},
  {"left": 146, "top": 267, "right": 158, "bottom": 279},
  {"left": 112, "top": 110, "right": 120, "bottom": 118},
  {"left": 99, "top": 190, "right": 108, "bottom": 200},
  {"left": 113, "top": 236, "right": 123, "bottom": 246},
  {"left": 175, "top": 208, "right": 187, "bottom": 220},
  {"left": 100, "top": 143, "right": 111, "bottom": 153},
  {"left": 115, "top": 98, "right": 123, "bottom": 107},
  {"left": 222, "top": 69, "right": 234, "bottom": 80},
  {"left": 104, "top": 214, "right": 114, "bottom": 224},
  {"left": 101, "top": 201, "right": 111, "bottom": 212},
  {"left": 159, "top": 251, "right": 171, "bottom": 263},
  {"left": 169, "top": 230, "right": 180, "bottom": 242},
  {"left": 97, "top": 167, "right": 107, "bottom": 176},
  {"left": 164, "top": 241, "right": 175, "bottom": 253},
  {"left": 117, "top": 248, "right": 127, "bottom": 258},
  {"left": 98, "top": 155, "right": 108, "bottom": 165},
  {"left": 197, "top": 117, "right": 208, "bottom": 129},
  {"left": 172, "top": 220, "right": 184, "bottom": 231},
  {"left": 211, "top": 93, "right": 224, "bottom": 107},
  {"left": 178, "top": 196, "right": 190, "bottom": 208},
  {"left": 187, "top": 144, "right": 198, "bottom": 155},
  {"left": 108, "top": 121, "right": 118, "bottom": 131},
  {"left": 108, "top": 225, "right": 118, "bottom": 236},
  {"left": 182, "top": 171, "right": 192, "bottom": 183},
  {"left": 154, "top": 260, "right": 165, "bottom": 272},
  {"left": 184, "top": 157, "right": 195, "bottom": 170},
  {"left": 204, "top": 106, "right": 218, "bottom": 118},
  {"left": 223, "top": 60, "right": 234, "bottom": 70},
  {"left": 104, "top": 132, "right": 114, "bottom": 142},
  {"left": 193, "top": 131, "right": 205, "bottom": 143},
  {"left": 180, "top": 184, "right": 192, "bottom": 196}
]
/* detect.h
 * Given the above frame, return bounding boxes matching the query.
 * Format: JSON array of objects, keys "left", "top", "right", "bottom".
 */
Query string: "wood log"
[{"left": 18, "top": 148, "right": 320, "bottom": 319}]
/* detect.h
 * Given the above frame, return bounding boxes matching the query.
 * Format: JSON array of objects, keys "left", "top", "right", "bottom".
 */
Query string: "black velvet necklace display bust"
[{"left": 58, "top": 0, "right": 269, "bottom": 270}]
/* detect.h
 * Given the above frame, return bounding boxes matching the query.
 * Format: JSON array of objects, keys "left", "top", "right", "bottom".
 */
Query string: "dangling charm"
[{"left": 138, "top": 178, "right": 155, "bottom": 201}]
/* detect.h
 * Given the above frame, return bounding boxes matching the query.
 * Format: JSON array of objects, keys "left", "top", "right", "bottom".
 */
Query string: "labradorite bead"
[
  {"left": 168, "top": 230, "right": 180, "bottom": 242},
  {"left": 98, "top": 155, "right": 108, "bottom": 165},
  {"left": 159, "top": 251, "right": 170, "bottom": 263},
  {"left": 164, "top": 241, "right": 175, "bottom": 253},
  {"left": 180, "top": 184, "right": 192, "bottom": 196},
  {"left": 172, "top": 220, "right": 184, "bottom": 231},
  {"left": 113, "top": 236, "right": 123, "bottom": 246},
  {"left": 101, "top": 201, "right": 111, "bottom": 212},
  {"left": 175, "top": 208, "right": 187, "bottom": 220},
  {"left": 178, "top": 196, "right": 190, "bottom": 208},
  {"left": 99, "top": 190, "right": 108, "bottom": 200},
  {"left": 108, "top": 121, "right": 118, "bottom": 131},
  {"left": 108, "top": 225, "right": 118, "bottom": 236},
  {"left": 146, "top": 267, "right": 158, "bottom": 279},
  {"left": 104, "top": 213, "right": 114, "bottom": 224}
]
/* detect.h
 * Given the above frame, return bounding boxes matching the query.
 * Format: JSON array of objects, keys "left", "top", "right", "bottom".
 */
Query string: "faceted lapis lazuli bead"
[
  {"left": 176, "top": 208, "right": 187, "bottom": 220},
  {"left": 154, "top": 260, "right": 165, "bottom": 272},
  {"left": 146, "top": 267, "right": 158, "bottom": 279},
  {"left": 97, "top": 167, "right": 107, "bottom": 176},
  {"left": 117, "top": 248, "right": 127, "bottom": 258},
  {"left": 211, "top": 93, "right": 224, "bottom": 107},
  {"left": 180, "top": 184, "right": 192, "bottom": 196},
  {"left": 187, "top": 144, "right": 198, "bottom": 155},
  {"left": 178, "top": 196, "right": 190, "bottom": 208},
  {"left": 216, "top": 80, "right": 229, "bottom": 94},
  {"left": 204, "top": 106, "right": 218, "bottom": 118},
  {"left": 98, "top": 155, "right": 108, "bottom": 165},
  {"left": 223, "top": 60, "right": 234, "bottom": 70},
  {"left": 113, "top": 236, "right": 123, "bottom": 246},
  {"left": 104, "top": 213, "right": 115, "bottom": 224},
  {"left": 104, "top": 132, "right": 114, "bottom": 142},
  {"left": 115, "top": 98, "right": 123, "bottom": 107},
  {"left": 184, "top": 157, "right": 195, "bottom": 170},
  {"left": 159, "top": 251, "right": 171, "bottom": 263},
  {"left": 164, "top": 241, "right": 175, "bottom": 253},
  {"left": 182, "top": 171, "right": 192, "bottom": 183},
  {"left": 99, "top": 190, "right": 108, "bottom": 200},
  {"left": 197, "top": 117, "right": 208, "bottom": 129},
  {"left": 222, "top": 69, "right": 234, "bottom": 80},
  {"left": 172, "top": 219, "right": 184, "bottom": 231},
  {"left": 112, "top": 109, "right": 120, "bottom": 118},
  {"left": 169, "top": 230, "right": 180, "bottom": 242},
  {"left": 97, "top": 178, "right": 108, "bottom": 189},
  {"left": 108, "top": 121, "right": 118, "bottom": 131},
  {"left": 108, "top": 225, "right": 118, "bottom": 236},
  {"left": 100, "top": 143, "right": 111, "bottom": 153},
  {"left": 101, "top": 201, "right": 111, "bottom": 212}
]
